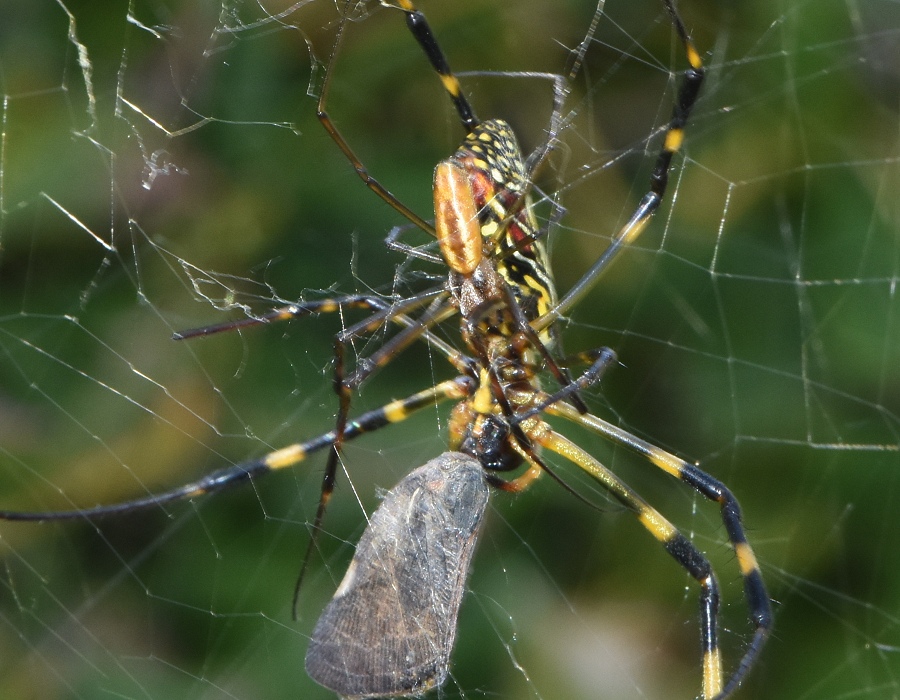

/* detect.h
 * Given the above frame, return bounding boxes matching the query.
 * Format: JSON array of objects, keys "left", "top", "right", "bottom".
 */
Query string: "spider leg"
[
  {"left": 175, "top": 288, "right": 475, "bottom": 396},
  {"left": 546, "top": 400, "right": 772, "bottom": 699},
  {"left": 538, "top": 0, "right": 706, "bottom": 328},
  {"left": 324, "top": 292, "right": 468, "bottom": 482},
  {"left": 0, "top": 377, "right": 471, "bottom": 523},
  {"left": 317, "top": 2, "right": 433, "bottom": 233},
  {"left": 513, "top": 346, "right": 618, "bottom": 423},
  {"left": 307, "top": 292, "right": 475, "bottom": 615},
  {"left": 391, "top": 0, "right": 479, "bottom": 130},
  {"left": 530, "top": 425, "right": 726, "bottom": 699},
  {"left": 317, "top": 0, "right": 480, "bottom": 234},
  {"left": 172, "top": 293, "right": 432, "bottom": 340},
  {"left": 337, "top": 294, "right": 468, "bottom": 390},
  {"left": 173, "top": 289, "right": 449, "bottom": 346}
]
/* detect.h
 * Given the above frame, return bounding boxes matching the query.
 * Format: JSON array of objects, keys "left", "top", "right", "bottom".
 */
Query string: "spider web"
[{"left": 1, "top": 1, "right": 898, "bottom": 699}]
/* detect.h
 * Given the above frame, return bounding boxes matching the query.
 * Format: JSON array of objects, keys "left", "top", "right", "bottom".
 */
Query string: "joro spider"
[{"left": 1, "top": 1, "right": 771, "bottom": 698}]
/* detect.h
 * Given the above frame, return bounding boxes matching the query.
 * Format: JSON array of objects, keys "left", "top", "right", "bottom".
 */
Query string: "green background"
[{"left": 0, "top": 1, "right": 898, "bottom": 698}]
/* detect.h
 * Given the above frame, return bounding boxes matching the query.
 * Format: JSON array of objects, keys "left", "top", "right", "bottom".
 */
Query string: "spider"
[{"left": 0, "top": 1, "right": 770, "bottom": 698}]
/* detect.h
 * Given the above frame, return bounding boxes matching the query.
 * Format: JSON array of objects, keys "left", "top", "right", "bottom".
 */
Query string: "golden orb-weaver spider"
[{"left": 0, "top": 1, "right": 771, "bottom": 697}]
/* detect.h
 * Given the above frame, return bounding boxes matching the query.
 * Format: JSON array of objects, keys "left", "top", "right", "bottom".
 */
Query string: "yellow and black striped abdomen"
[{"left": 450, "top": 119, "right": 557, "bottom": 331}]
